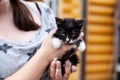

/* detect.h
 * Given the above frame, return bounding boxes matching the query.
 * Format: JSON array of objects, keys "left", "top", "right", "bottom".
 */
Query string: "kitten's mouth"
[{"left": 65, "top": 40, "right": 77, "bottom": 44}]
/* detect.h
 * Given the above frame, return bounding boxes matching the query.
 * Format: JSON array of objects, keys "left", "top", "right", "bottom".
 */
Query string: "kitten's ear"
[
  {"left": 55, "top": 17, "right": 63, "bottom": 25},
  {"left": 75, "top": 19, "right": 85, "bottom": 27}
]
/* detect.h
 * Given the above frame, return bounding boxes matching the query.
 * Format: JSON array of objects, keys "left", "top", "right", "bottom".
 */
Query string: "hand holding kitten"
[
  {"left": 51, "top": 17, "right": 86, "bottom": 75},
  {"left": 49, "top": 31, "right": 84, "bottom": 80},
  {"left": 39, "top": 28, "right": 77, "bottom": 62}
]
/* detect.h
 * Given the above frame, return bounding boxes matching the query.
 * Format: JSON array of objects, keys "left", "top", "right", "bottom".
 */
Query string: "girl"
[{"left": 0, "top": 0, "right": 83, "bottom": 80}]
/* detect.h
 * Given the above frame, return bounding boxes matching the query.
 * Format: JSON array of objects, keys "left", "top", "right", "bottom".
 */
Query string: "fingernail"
[
  {"left": 81, "top": 32, "right": 84, "bottom": 36},
  {"left": 73, "top": 45, "right": 77, "bottom": 49},
  {"left": 51, "top": 61, "right": 56, "bottom": 65},
  {"left": 57, "top": 61, "right": 61, "bottom": 66},
  {"left": 72, "top": 66, "right": 77, "bottom": 72}
]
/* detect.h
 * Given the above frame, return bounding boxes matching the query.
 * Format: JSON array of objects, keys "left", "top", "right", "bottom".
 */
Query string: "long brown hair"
[{"left": 10, "top": 0, "right": 40, "bottom": 31}]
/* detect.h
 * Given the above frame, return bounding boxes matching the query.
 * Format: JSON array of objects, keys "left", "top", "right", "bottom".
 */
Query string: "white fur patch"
[
  {"left": 78, "top": 41, "right": 86, "bottom": 52},
  {"left": 52, "top": 38, "right": 62, "bottom": 49},
  {"left": 69, "top": 40, "right": 73, "bottom": 43}
]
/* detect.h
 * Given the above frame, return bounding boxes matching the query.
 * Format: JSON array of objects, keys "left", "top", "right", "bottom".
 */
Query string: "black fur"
[{"left": 53, "top": 17, "right": 85, "bottom": 75}]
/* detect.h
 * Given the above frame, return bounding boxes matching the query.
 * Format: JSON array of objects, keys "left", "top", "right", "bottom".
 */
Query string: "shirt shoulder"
[
  {"left": 35, "top": 2, "right": 57, "bottom": 31},
  {"left": 21, "top": 1, "right": 57, "bottom": 36},
  {"left": 21, "top": 1, "right": 50, "bottom": 12}
]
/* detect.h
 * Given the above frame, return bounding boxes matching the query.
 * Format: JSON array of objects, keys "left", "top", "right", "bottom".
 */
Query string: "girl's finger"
[
  {"left": 55, "top": 61, "right": 62, "bottom": 80},
  {"left": 49, "top": 60, "right": 56, "bottom": 79},
  {"left": 64, "top": 60, "right": 71, "bottom": 79},
  {"left": 48, "top": 28, "right": 57, "bottom": 38},
  {"left": 62, "top": 44, "right": 77, "bottom": 54},
  {"left": 77, "top": 32, "right": 84, "bottom": 40},
  {"left": 71, "top": 65, "right": 77, "bottom": 72}
]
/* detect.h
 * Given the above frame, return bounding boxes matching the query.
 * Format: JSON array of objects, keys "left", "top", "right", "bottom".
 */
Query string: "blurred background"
[{"left": 24, "top": 0, "right": 120, "bottom": 80}]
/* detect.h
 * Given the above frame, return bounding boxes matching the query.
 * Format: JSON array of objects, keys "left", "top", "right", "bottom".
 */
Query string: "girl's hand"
[
  {"left": 38, "top": 28, "right": 77, "bottom": 62},
  {"left": 77, "top": 32, "right": 84, "bottom": 41},
  {"left": 49, "top": 60, "right": 77, "bottom": 80}
]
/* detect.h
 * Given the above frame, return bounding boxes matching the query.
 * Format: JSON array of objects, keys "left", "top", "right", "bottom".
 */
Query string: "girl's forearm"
[{"left": 5, "top": 50, "right": 50, "bottom": 80}]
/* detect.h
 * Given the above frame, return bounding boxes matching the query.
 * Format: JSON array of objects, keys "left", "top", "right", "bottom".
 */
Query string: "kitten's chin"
[
  {"left": 78, "top": 41, "right": 86, "bottom": 52},
  {"left": 67, "top": 40, "right": 76, "bottom": 44}
]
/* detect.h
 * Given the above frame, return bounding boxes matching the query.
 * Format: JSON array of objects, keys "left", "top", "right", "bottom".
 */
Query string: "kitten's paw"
[
  {"left": 52, "top": 38, "right": 62, "bottom": 49},
  {"left": 78, "top": 41, "right": 86, "bottom": 52}
]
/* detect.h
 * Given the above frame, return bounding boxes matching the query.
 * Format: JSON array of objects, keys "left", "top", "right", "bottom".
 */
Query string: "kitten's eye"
[
  {"left": 73, "top": 30, "right": 79, "bottom": 33},
  {"left": 71, "top": 34, "right": 75, "bottom": 37},
  {"left": 61, "top": 33, "right": 65, "bottom": 37}
]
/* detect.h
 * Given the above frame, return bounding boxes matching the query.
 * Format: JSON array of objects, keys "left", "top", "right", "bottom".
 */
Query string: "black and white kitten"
[{"left": 52, "top": 17, "right": 86, "bottom": 75}]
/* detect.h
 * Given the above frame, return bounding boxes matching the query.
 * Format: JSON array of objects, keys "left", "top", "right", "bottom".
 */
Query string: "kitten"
[{"left": 52, "top": 17, "right": 86, "bottom": 75}]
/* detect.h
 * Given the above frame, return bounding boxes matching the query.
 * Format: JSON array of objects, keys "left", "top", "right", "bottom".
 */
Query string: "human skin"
[{"left": 0, "top": 0, "right": 83, "bottom": 80}]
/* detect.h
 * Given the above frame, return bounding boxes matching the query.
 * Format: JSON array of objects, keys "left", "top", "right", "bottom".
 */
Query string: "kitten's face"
[{"left": 54, "top": 17, "right": 84, "bottom": 44}]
